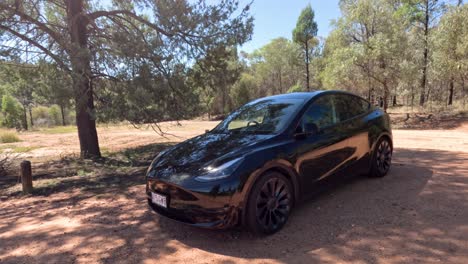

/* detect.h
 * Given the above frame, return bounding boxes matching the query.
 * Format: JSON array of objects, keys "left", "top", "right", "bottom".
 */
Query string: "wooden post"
[{"left": 20, "top": 160, "right": 33, "bottom": 194}]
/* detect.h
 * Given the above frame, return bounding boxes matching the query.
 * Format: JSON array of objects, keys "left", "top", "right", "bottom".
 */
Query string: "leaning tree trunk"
[{"left": 67, "top": 0, "right": 101, "bottom": 159}]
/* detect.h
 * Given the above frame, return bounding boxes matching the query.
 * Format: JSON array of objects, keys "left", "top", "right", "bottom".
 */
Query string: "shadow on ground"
[{"left": 0, "top": 148, "right": 467, "bottom": 263}]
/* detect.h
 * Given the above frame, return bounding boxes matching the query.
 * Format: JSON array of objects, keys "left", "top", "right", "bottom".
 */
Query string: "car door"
[
  {"left": 333, "top": 94, "right": 372, "bottom": 175},
  {"left": 294, "top": 94, "right": 354, "bottom": 192}
]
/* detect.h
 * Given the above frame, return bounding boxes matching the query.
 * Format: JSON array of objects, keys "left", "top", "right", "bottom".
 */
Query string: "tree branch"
[
  {"left": 0, "top": 24, "right": 70, "bottom": 71},
  {"left": 86, "top": 10, "right": 174, "bottom": 37}
]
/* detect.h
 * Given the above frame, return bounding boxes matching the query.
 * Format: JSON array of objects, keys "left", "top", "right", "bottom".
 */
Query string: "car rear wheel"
[
  {"left": 369, "top": 137, "right": 392, "bottom": 177},
  {"left": 246, "top": 172, "right": 293, "bottom": 235}
]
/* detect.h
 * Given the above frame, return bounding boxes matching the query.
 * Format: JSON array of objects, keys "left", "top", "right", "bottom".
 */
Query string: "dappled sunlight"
[{"left": 1, "top": 142, "right": 468, "bottom": 263}]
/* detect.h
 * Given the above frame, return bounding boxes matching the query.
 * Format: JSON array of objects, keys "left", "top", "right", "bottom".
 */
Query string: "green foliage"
[
  {"left": 0, "top": 132, "right": 20, "bottom": 143},
  {"left": 48, "top": 105, "right": 61, "bottom": 126},
  {"left": 292, "top": 5, "right": 318, "bottom": 45},
  {"left": 231, "top": 73, "right": 256, "bottom": 108},
  {"left": 250, "top": 38, "right": 304, "bottom": 95},
  {"left": 287, "top": 83, "right": 305, "bottom": 93},
  {"left": 189, "top": 46, "right": 243, "bottom": 115},
  {"left": 1, "top": 94, "right": 22, "bottom": 128}
]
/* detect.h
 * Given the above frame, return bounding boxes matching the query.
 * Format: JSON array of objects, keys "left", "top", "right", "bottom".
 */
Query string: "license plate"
[{"left": 151, "top": 192, "right": 167, "bottom": 208}]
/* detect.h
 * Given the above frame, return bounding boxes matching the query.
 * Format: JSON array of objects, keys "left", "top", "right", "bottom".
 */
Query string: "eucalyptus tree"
[
  {"left": 432, "top": 3, "right": 468, "bottom": 108},
  {"left": 189, "top": 46, "right": 243, "bottom": 116},
  {"left": 321, "top": 0, "right": 408, "bottom": 110},
  {"left": 249, "top": 37, "right": 303, "bottom": 96},
  {"left": 292, "top": 4, "right": 318, "bottom": 91},
  {"left": 0, "top": 0, "right": 253, "bottom": 158},
  {"left": 401, "top": 0, "right": 447, "bottom": 106}
]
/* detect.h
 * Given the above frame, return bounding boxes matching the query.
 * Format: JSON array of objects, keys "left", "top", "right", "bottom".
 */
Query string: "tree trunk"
[
  {"left": 462, "top": 74, "right": 466, "bottom": 109},
  {"left": 419, "top": 0, "right": 429, "bottom": 107},
  {"left": 28, "top": 107, "right": 33, "bottom": 127},
  {"left": 278, "top": 69, "right": 283, "bottom": 94},
  {"left": 383, "top": 82, "right": 389, "bottom": 112},
  {"left": 60, "top": 104, "right": 66, "bottom": 126},
  {"left": 305, "top": 41, "right": 310, "bottom": 91},
  {"left": 448, "top": 78, "right": 454, "bottom": 105},
  {"left": 22, "top": 105, "right": 28, "bottom": 130},
  {"left": 67, "top": 0, "right": 101, "bottom": 159}
]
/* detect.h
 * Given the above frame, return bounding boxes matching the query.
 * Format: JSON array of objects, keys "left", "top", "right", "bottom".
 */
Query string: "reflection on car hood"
[{"left": 153, "top": 132, "right": 274, "bottom": 175}]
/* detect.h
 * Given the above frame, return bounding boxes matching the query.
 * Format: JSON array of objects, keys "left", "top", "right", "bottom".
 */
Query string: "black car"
[{"left": 146, "top": 90, "right": 392, "bottom": 234}]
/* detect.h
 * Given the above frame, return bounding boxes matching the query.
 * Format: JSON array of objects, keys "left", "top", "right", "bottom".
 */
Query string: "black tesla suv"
[{"left": 146, "top": 90, "right": 392, "bottom": 234}]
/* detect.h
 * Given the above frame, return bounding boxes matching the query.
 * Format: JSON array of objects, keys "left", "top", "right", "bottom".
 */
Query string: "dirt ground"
[{"left": 1, "top": 121, "right": 468, "bottom": 263}]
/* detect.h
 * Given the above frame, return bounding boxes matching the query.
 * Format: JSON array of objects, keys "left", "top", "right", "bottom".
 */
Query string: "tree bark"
[
  {"left": 22, "top": 105, "right": 28, "bottom": 130},
  {"left": 29, "top": 107, "right": 33, "bottom": 127},
  {"left": 448, "top": 78, "right": 454, "bottom": 105},
  {"left": 60, "top": 104, "right": 66, "bottom": 126},
  {"left": 305, "top": 41, "right": 310, "bottom": 91},
  {"left": 383, "top": 82, "right": 389, "bottom": 112},
  {"left": 67, "top": 0, "right": 101, "bottom": 159},
  {"left": 419, "top": 0, "right": 429, "bottom": 107}
]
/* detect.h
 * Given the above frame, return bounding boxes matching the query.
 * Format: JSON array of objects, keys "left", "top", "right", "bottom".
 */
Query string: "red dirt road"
[{"left": 1, "top": 123, "right": 468, "bottom": 263}]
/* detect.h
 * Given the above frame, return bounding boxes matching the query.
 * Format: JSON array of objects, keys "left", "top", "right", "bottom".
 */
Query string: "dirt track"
[{"left": 1, "top": 123, "right": 468, "bottom": 263}]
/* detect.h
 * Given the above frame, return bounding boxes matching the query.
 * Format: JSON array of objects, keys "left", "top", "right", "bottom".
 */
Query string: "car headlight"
[{"left": 195, "top": 157, "right": 244, "bottom": 182}]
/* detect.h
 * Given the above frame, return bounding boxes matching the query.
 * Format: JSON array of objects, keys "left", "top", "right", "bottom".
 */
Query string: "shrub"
[
  {"left": 287, "top": 83, "right": 305, "bottom": 93},
  {"left": 0, "top": 132, "right": 20, "bottom": 143},
  {"left": 48, "top": 105, "right": 61, "bottom": 126},
  {"left": 1, "top": 95, "right": 22, "bottom": 128}
]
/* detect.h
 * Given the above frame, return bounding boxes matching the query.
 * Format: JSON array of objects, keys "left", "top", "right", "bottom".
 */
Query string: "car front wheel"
[{"left": 246, "top": 172, "right": 293, "bottom": 235}]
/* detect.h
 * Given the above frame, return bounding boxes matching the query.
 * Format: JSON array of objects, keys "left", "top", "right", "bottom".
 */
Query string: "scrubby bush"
[
  {"left": 0, "top": 132, "right": 20, "bottom": 143},
  {"left": 287, "top": 83, "right": 305, "bottom": 93},
  {"left": 48, "top": 105, "right": 61, "bottom": 125},
  {"left": 1, "top": 95, "right": 22, "bottom": 128},
  {"left": 231, "top": 73, "right": 255, "bottom": 108},
  {"left": 32, "top": 106, "right": 51, "bottom": 126}
]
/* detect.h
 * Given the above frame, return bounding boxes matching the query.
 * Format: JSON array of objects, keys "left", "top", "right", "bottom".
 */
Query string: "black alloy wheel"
[
  {"left": 370, "top": 138, "right": 392, "bottom": 177},
  {"left": 247, "top": 172, "right": 293, "bottom": 234}
]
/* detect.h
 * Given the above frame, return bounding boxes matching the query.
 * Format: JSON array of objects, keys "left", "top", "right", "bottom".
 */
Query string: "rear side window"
[{"left": 333, "top": 94, "right": 369, "bottom": 122}]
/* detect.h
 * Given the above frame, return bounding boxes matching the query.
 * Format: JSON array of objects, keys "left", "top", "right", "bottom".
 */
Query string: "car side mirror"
[
  {"left": 294, "top": 122, "right": 318, "bottom": 139},
  {"left": 304, "top": 122, "right": 318, "bottom": 135}
]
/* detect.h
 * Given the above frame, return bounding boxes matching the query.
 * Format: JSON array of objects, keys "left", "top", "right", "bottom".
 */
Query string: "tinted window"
[
  {"left": 213, "top": 98, "right": 305, "bottom": 134},
  {"left": 301, "top": 95, "right": 336, "bottom": 130},
  {"left": 334, "top": 94, "right": 369, "bottom": 122}
]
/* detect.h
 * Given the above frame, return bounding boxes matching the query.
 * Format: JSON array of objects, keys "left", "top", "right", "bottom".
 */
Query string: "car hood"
[{"left": 151, "top": 132, "right": 274, "bottom": 177}]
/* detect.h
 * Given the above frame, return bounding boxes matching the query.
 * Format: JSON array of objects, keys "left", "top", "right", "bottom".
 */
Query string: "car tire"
[
  {"left": 369, "top": 137, "right": 393, "bottom": 178},
  {"left": 246, "top": 171, "right": 293, "bottom": 235}
]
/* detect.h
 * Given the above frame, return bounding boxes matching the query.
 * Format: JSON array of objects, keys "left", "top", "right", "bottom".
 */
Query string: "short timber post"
[{"left": 20, "top": 160, "right": 33, "bottom": 194}]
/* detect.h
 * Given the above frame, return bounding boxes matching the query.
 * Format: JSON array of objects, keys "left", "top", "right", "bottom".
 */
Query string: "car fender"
[{"left": 232, "top": 158, "right": 300, "bottom": 227}]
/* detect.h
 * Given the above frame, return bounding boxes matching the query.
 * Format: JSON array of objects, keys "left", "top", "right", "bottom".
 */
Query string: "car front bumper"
[{"left": 146, "top": 178, "right": 240, "bottom": 229}]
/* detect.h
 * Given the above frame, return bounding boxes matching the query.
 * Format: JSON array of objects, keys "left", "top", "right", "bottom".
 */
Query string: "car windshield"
[{"left": 212, "top": 98, "right": 305, "bottom": 134}]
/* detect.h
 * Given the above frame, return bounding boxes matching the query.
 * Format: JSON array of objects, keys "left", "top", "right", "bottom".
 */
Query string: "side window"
[
  {"left": 334, "top": 94, "right": 369, "bottom": 122},
  {"left": 301, "top": 95, "right": 336, "bottom": 130},
  {"left": 359, "top": 97, "right": 371, "bottom": 112}
]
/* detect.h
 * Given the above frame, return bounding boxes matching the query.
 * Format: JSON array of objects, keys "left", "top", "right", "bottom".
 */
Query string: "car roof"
[{"left": 257, "top": 90, "right": 361, "bottom": 102}]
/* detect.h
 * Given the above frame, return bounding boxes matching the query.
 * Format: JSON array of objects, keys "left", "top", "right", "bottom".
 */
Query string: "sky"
[{"left": 239, "top": 0, "right": 342, "bottom": 53}]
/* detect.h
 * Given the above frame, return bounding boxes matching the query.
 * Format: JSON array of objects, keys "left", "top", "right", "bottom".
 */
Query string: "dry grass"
[{"left": 0, "top": 132, "right": 20, "bottom": 143}]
